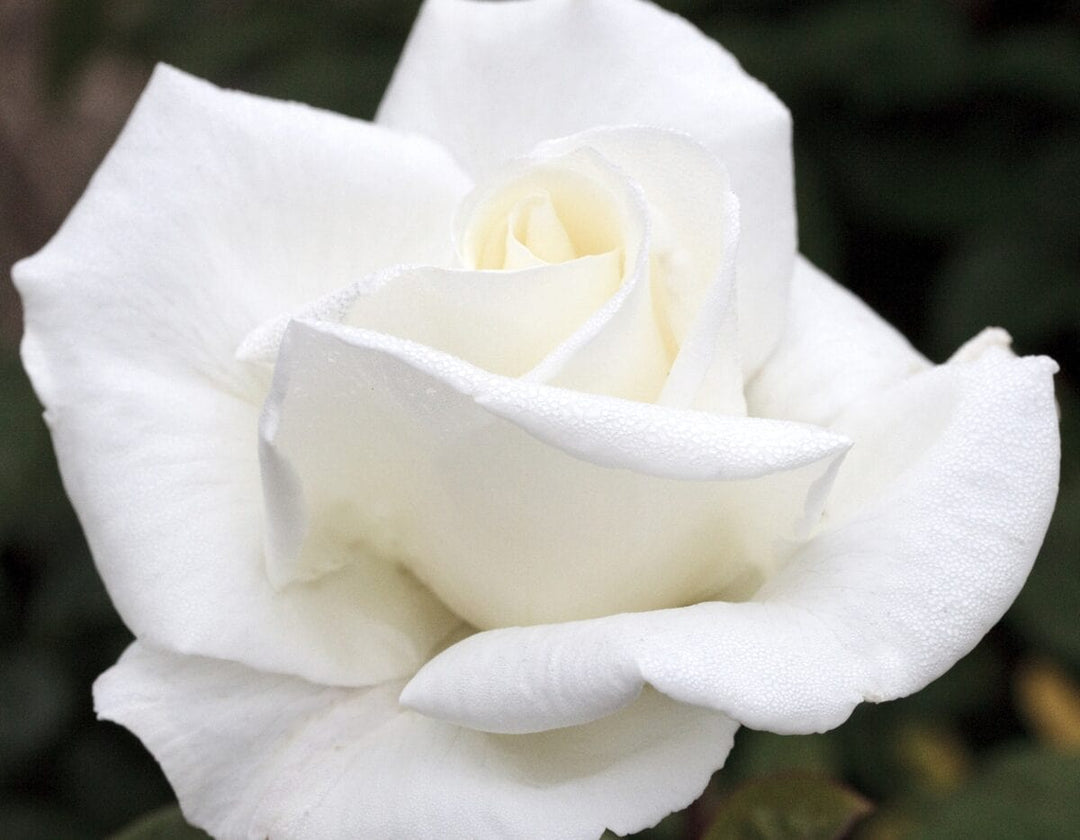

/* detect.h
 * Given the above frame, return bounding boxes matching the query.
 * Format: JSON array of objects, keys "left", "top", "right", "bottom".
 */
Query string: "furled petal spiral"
[
  {"left": 240, "top": 126, "right": 744, "bottom": 410},
  {"left": 378, "top": 0, "right": 793, "bottom": 375}
]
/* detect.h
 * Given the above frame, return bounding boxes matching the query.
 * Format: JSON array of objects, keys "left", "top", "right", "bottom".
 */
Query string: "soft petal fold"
[
  {"left": 241, "top": 131, "right": 683, "bottom": 404},
  {"left": 261, "top": 319, "right": 850, "bottom": 629},
  {"left": 379, "top": 0, "right": 794, "bottom": 373},
  {"left": 536, "top": 128, "right": 744, "bottom": 414},
  {"left": 402, "top": 352, "right": 1059, "bottom": 734},
  {"left": 14, "top": 63, "right": 470, "bottom": 685},
  {"left": 459, "top": 137, "right": 670, "bottom": 402},
  {"left": 96, "top": 643, "right": 739, "bottom": 840},
  {"left": 747, "top": 257, "right": 929, "bottom": 425},
  {"left": 237, "top": 256, "right": 622, "bottom": 378}
]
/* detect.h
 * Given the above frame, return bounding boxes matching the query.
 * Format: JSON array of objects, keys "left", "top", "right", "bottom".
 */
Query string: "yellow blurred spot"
[
  {"left": 1015, "top": 659, "right": 1080, "bottom": 751},
  {"left": 851, "top": 808, "right": 919, "bottom": 840},
  {"left": 896, "top": 723, "right": 972, "bottom": 793}
]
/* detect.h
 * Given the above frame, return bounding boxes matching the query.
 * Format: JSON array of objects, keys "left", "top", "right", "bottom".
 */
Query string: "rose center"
[{"left": 461, "top": 165, "right": 625, "bottom": 272}]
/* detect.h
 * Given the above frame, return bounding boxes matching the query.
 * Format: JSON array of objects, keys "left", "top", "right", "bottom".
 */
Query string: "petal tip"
[{"left": 397, "top": 675, "right": 426, "bottom": 713}]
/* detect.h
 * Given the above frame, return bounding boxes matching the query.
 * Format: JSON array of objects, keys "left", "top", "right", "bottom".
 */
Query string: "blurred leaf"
[
  {"left": 1014, "top": 659, "right": 1080, "bottom": 751},
  {"left": 829, "top": 77, "right": 1080, "bottom": 244},
  {"left": 247, "top": 41, "right": 402, "bottom": 119},
  {"left": 927, "top": 235, "right": 1079, "bottom": 358},
  {"left": 725, "top": 730, "right": 842, "bottom": 783},
  {"left": 129, "top": 5, "right": 305, "bottom": 85},
  {"left": 57, "top": 725, "right": 173, "bottom": 831},
  {"left": 109, "top": 805, "right": 210, "bottom": 840},
  {"left": 794, "top": 147, "right": 845, "bottom": 279},
  {"left": 26, "top": 541, "right": 116, "bottom": 639},
  {"left": 1010, "top": 476, "right": 1080, "bottom": 669},
  {"left": 108, "top": 3, "right": 303, "bottom": 82},
  {"left": 830, "top": 126, "right": 1028, "bottom": 236},
  {"left": 702, "top": 0, "right": 970, "bottom": 111},
  {"left": 0, "top": 357, "right": 83, "bottom": 612},
  {"left": 898, "top": 640, "right": 1006, "bottom": 720},
  {"left": 915, "top": 748, "right": 1080, "bottom": 839},
  {"left": 607, "top": 810, "right": 686, "bottom": 839},
  {"left": 0, "top": 797, "right": 95, "bottom": 840},
  {"left": 108, "top": 0, "right": 419, "bottom": 120},
  {"left": 0, "top": 353, "right": 55, "bottom": 541},
  {"left": 47, "top": 0, "right": 108, "bottom": 96},
  {"left": 0, "top": 542, "right": 18, "bottom": 636},
  {"left": 704, "top": 774, "right": 872, "bottom": 840},
  {"left": 0, "top": 641, "right": 78, "bottom": 775},
  {"left": 977, "top": 27, "right": 1080, "bottom": 110},
  {"left": 326, "top": 0, "right": 423, "bottom": 34},
  {"left": 825, "top": 0, "right": 971, "bottom": 112},
  {"left": 892, "top": 722, "right": 972, "bottom": 795},
  {"left": 839, "top": 642, "right": 1004, "bottom": 799},
  {"left": 848, "top": 806, "right": 920, "bottom": 840},
  {"left": 841, "top": 708, "right": 974, "bottom": 801}
]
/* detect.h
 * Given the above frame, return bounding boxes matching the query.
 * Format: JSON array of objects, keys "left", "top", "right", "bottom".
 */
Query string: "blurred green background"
[{"left": 0, "top": 1, "right": 1077, "bottom": 838}]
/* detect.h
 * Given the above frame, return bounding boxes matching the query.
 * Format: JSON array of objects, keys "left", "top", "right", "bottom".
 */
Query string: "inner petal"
[
  {"left": 535, "top": 128, "right": 745, "bottom": 415},
  {"left": 465, "top": 165, "right": 626, "bottom": 270},
  {"left": 242, "top": 137, "right": 669, "bottom": 403},
  {"left": 238, "top": 256, "right": 622, "bottom": 380},
  {"left": 240, "top": 141, "right": 647, "bottom": 387},
  {"left": 504, "top": 192, "right": 576, "bottom": 268}
]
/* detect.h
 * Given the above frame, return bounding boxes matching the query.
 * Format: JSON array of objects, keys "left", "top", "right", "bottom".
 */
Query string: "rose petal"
[
  {"left": 245, "top": 128, "right": 744, "bottom": 411},
  {"left": 14, "top": 63, "right": 471, "bottom": 686},
  {"left": 378, "top": 0, "right": 794, "bottom": 374},
  {"left": 536, "top": 128, "right": 744, "bottom": 415},
  {"left": 237, "top": 255, "right": 623, "bottom": 378},
  {"left": 261, "top": 319, "right": 850, "bottom": 629},
  {"left": 458, "top": 139, "right": 670, "bottom": 402},
  {"left": 244, "top": 133, "right": 676, "bottom": 404},
  {"left": 96, "top": 642, "right": 739, "bottom": 840},
  {"left": 747, "top": 257, "right": 929, "bottom": 425},
  {"left": 401, "top": 352, "right": 1059, "bottom": 734}
]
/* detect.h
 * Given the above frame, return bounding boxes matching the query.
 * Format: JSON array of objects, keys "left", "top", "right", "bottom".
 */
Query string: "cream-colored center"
[{"left": 463, "top": 166, "right": 626, "bottom": 271}]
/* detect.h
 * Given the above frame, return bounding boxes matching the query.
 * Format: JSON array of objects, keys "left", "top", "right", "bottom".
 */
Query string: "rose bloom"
[{"left": 14, "top": 0, "right": 1059, "bottom": 838}]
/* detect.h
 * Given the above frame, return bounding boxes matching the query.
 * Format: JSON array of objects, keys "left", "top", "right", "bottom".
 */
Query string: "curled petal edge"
[{"left": 401, "top": 351, "right": 1059, "bottom": 734}]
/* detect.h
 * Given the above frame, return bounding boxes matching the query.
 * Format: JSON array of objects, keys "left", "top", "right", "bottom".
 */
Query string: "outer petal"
[
  {"left": 378, "top": 0, "right": 794, "bottom": 374},
  {"left": 261, "top": 319, "right": 851, "bottom": 629},
  {"left": 747, "top": 257, "right": 929, "bottom": 425},
  {"left": 14, "top": 64, "right": 470, "bottom": 685},
  {"left": 95, "top": 643, "right": 739, "bottom": 840},
  {"left": 402, "top": 351, "right": 1059, "bottom": 734}
]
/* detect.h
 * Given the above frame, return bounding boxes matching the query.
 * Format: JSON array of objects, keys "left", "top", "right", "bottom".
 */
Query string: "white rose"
[{"left": 14, "top": 0, "right": 1059, "bottom": 838}]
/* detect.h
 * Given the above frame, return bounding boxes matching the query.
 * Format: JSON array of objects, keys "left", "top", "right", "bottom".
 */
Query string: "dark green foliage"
[
  {"left": 916, "top": 748, "right": 1080, "bottom": 840},
  {"left": 108, "top": 806, "right": 210, "bottom": 840},
  {"left": 702, "top": 774, "right": 872, "bottom": 840}
]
